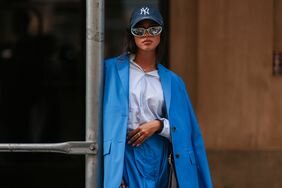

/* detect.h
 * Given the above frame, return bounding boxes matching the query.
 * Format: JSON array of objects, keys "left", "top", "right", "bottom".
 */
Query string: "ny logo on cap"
[{"left": 140, "top": 7, "right": 150, "bottom": 15}]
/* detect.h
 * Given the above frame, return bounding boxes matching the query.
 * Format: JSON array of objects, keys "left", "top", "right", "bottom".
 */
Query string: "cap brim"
[{"left": 131, "top": 16, "right": 162, "bottom": 28}]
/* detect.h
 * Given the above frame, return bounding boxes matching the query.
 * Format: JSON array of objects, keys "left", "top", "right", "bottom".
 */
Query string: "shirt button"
[
  {"left": 175, "top": 153, "right": 180, "bottom": 158},
  {"left": 172, "top": 126, "right": 176, "bottom": 132}
]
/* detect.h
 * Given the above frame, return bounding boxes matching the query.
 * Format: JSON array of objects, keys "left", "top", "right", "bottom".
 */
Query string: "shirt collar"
[{"left": 129, "top": 54, "right": 159, "bottom": 77}]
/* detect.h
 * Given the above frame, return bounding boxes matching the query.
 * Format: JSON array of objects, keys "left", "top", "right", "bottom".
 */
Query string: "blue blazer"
[{"left": 103, "top": 54, "right": 213, "bottom": 188}]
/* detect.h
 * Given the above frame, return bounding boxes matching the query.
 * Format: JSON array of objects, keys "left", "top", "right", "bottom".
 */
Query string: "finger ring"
[{"left": 137, "top": 132, "right": 141, "bottom": 137}]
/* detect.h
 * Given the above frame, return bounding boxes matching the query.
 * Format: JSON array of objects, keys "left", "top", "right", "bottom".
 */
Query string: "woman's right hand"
[{"left": 127, "top": 120, "right": 163, "bottom": 147}]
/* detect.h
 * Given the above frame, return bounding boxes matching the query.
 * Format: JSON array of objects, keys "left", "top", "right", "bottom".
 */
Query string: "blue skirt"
[{"left": 123, "top": 134, "right": 170, "bottom": 188}]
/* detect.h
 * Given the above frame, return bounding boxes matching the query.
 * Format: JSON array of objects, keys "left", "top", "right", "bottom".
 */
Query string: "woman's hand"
[{"left": 127, "top": 120, "right": 163, "bottom": 147}]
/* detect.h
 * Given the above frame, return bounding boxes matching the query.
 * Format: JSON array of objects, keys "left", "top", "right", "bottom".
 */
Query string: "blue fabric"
[
  {"left": 103, "top": 54, "right": 213, "bottom": 188},
  {"left": 123, "top": 134, "right": 169, "bottom": 188}
]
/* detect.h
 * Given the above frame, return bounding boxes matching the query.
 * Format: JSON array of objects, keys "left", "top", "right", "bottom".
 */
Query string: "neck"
[{"left": 134, "top": 51, "right": 157, "bottom": 71}]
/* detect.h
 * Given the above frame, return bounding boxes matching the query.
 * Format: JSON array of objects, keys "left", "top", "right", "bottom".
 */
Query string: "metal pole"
[
  {"left": 0, "top": 141, "right": 97, "bottom": 155},
  {"left": 86, "top": 0, "right": 104, "bottom": 188}
]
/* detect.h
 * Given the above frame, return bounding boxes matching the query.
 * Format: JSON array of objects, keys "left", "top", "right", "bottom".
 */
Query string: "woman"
[{"left": 103, "top": 5, "right": 213, "bottom": 188}]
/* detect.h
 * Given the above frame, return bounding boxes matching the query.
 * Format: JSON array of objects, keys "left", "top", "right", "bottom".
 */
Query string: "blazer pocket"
[
  {"left": 103, "top": 140, "right": 112, "bottom": 156},
  {"left": 188, "top": 151, "right": 197, "bottom": 165}
]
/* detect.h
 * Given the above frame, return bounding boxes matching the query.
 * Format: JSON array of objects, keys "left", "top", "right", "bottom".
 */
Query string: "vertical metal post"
[{"left": 86, "top": 0, "right": 104, "bottom": 188}]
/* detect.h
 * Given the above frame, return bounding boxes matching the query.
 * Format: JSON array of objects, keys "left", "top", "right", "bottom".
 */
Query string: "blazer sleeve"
[{"left": 179, "top": 78, "right": 213, "bottom": 188}]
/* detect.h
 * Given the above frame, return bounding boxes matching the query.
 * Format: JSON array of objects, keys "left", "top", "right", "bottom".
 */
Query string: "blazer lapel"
[
  {"left": 115, "top": 57, "right": 171, "bottom": 113},
  {"left": 116, "top": 55, "right": 129, "bottom": 99},
  {"left": 158, "top": 64, "right": 171, "bottom": 114}
]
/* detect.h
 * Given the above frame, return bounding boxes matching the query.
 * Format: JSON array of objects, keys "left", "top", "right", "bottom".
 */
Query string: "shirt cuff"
[{"left": 157, "top": 118, "right": 171, "bottom": 140}]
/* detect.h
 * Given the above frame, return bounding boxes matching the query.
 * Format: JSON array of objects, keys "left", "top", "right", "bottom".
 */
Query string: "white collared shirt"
[{"left": 128, "top": 55, "right": 170, "bottom": 139}]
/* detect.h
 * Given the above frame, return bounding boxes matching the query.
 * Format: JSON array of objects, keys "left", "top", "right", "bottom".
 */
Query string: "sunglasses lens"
[
  {"left": 131, "top": 28, "right": 145, "bottom": 37},
  {"left": 148, "top": 26, "right": 162, "bottom": 36},
  {"left": 131, "top": 26, "right": 163, "bottom": 37}
]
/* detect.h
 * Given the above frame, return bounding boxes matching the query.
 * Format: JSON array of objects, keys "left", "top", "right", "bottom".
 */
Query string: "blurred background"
[{"left": 0, "top": 0, "right": 281, "bottom": 187}]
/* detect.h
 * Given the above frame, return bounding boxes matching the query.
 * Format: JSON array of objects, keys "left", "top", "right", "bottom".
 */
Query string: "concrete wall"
[
  {"left": 169, "top": 0, "right": 198, "bottom": 105},
  {"left": 208, "top": 150, "right": 282, "bottom": 188},
  {"left": 170, "top": 0, "right": 282, "bottom": 187},
  {"left": 170, "top": 0, "right": 282, "bottom": 150}
]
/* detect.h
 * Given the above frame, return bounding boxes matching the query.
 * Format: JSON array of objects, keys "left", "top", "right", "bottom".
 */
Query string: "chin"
[{"left": 140, "top": 46, "right": 158, "bottom": 51}]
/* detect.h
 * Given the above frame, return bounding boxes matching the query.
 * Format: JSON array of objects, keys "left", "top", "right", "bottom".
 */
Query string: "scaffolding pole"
[
  {"left": 86, "top": 0, "right": 104, "bottom": 188},
  {"left": 0, "top": 142, "right": 97, "bottom": 155}
]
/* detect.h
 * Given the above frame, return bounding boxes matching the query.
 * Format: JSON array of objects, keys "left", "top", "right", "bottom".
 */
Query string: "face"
[{"left": 132, "top": 20, "right": 161, "bottom": 52}]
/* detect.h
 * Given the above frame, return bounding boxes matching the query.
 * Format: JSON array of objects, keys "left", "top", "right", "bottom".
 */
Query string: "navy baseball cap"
[{"left": 130, "top": 5, "right": 164, "bottom": 29}]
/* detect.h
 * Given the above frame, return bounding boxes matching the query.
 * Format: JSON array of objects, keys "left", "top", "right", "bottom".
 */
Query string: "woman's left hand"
[{"left": 127, "top": 120, "right": 163, "bottom": 147}]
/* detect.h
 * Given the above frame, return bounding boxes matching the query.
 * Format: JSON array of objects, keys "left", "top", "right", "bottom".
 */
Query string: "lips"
[{"left": 142, "top": 39, "right": 153, "bottom": 44}]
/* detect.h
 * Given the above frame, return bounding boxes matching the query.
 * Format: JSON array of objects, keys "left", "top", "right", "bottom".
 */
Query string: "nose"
[{"left": 144, "top": 30, "right": 150, "bottom": 37}]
